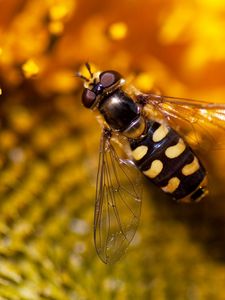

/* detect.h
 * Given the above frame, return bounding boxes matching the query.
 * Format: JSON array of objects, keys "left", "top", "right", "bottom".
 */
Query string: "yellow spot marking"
[
  {"left": 182, "top": 157, "right": 200, "bottom": 176},
  {"left": 143, "top": 160, "right": 163, "bottom": 178},
  {"left": 162, "top": 177, "right": 180, "bottom": 193},
  {"left": 152, "top": 124, "right": 169, "bottom": 142},
  {"left": 132, "top": 145, "right": 148, "bottom": 160},
  {"left": 165, "top": 138, "right": 186, "bottom": 158}
]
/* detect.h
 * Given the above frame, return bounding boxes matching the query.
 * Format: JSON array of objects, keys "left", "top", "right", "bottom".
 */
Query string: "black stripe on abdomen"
[{"left": 130, "top": 121, "right": 206, "bottom": 200}]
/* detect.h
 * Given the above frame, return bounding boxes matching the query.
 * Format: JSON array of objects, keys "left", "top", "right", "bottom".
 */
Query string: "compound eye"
[
  {"left": 100, "top": 70, "right": 122, "bottom": 88},
  {"left": 82, "top": 88, "right": 96, "bottom": 108}
]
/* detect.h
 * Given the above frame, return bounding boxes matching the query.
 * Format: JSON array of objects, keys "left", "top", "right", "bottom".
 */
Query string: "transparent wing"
[
  {"left": 139, "top": 93, "right": 225, "bottom": 152},
  {"left": 94, "top": 129, "right": 142, "bottom": 264}
]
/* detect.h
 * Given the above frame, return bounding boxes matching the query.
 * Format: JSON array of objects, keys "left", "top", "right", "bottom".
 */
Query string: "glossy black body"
[{"left": 99, "top": 89, "right": 140, "bottom": 131}]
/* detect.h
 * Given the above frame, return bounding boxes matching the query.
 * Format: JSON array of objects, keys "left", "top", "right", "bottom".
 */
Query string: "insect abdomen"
[{"left": 130, "top": 121, "right": 208, "bottom": 202}]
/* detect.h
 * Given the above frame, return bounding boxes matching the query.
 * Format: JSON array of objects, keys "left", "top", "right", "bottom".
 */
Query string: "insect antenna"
[
  {"left": 75, "top": 62, "right": 93, "bottom": 82},
  {"left": 74, "top": 72, "right": 89, "bottom": 82},
  {"left": 85, "top": 62, "right": 93, "bottom": 78}
]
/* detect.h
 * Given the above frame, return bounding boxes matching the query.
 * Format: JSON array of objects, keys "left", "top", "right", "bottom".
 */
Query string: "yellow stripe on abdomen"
[
  {"left": 165, "top": 138, "right": 186, "bottom": 159},
  {"left": 132, "top": 145, "right": 148, "bottom": 160},
  {"left": 143, "top": 160, "right": 163, "bottom": 178},
  {"left": 152, "top": 124, "right": 169, "bottom": 142},
  {"left": 161, "top": 177, "right": 180, "bottom": 193},
  {"left": 182, "top": 157, "right": 200, "bottom": 176}
]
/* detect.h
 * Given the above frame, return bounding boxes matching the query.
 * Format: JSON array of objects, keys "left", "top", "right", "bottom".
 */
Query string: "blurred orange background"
[{"left": 0, "top": 0, "right": 225, "bottom": 299}]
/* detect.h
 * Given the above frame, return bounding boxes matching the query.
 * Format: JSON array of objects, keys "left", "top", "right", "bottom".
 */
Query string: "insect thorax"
[{"left": 99, "top": 88, "right": 146, "bottom": 138}]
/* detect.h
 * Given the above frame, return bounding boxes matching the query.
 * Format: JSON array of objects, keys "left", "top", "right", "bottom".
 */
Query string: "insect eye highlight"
[
  {"left": 82, "top": 88, "right": 96, "bottom": 108},
  {"left": 100, "top": 70, "right": 122, "bottom": 88}
]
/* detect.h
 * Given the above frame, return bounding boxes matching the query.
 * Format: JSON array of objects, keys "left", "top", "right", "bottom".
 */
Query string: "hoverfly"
[{"left": 77, "top": 63, "right": 225, "bottom": 264}]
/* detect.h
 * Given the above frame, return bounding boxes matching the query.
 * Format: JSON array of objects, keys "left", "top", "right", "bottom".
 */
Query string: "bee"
[{"left": 77, "top": 63, "right": 225, "bottom": 264}]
